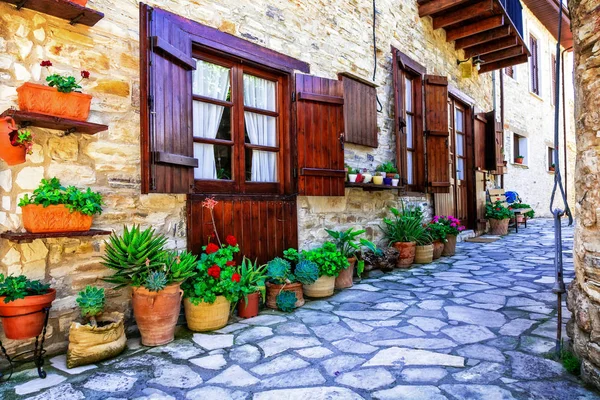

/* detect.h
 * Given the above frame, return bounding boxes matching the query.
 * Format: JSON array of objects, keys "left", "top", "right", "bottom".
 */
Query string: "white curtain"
[
  {"left": 243, "top": 75, "right": 277, "bottom": 182},
  {"left": 192, "top": 60, "right": 230, "bottom": 180}
]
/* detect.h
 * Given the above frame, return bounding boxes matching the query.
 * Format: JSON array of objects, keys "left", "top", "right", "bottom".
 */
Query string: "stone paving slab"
[{"left": 1, "top": 219, "right": 598, "bottom": 399}]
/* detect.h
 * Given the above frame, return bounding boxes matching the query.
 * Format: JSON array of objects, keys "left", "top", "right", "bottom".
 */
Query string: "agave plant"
[
  {"left": 161, "top": 250, "right": 198, "bottom": 284},
  {"left": 76, "top": 286, "right": 105, "bottom": 327},
  {"left": 102, "top": 225, "right": 167, "bottom": 289}
]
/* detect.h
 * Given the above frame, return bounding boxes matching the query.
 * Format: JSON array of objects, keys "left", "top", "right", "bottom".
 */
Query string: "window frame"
[
  {"left": 191, "top": 49, "right": 289, "bottom": 195},
  {"left": 551, "top": 54, "right": 557, "bottom": 105},
  {"left": 513, "top": 133, "right": 528, "bottom": 165},
  {"left": 529, "top": 35, "right": 540, "bottom": 96},
  {"left": 548, "top": 146, "right": 556, "bottom": 171}
]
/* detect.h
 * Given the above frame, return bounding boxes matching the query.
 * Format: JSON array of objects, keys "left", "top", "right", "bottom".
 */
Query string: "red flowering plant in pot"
[
  {"left": 435, "top": 215, "right": 465, "bottom": 256},
  {"left": 17, "top": 60, "right": 92, "bottom": 121},
  {"left": 0, "top": 121, "right": 33, "bottom": 166}
]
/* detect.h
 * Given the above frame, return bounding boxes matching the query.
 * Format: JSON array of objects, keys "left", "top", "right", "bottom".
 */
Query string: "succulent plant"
[
  {"left": 145, "top": 271, "right": 168, "bottom": 292},
  {"left": 294, "top": 260, "right": 319, "bottom": 285},
  {"left": 267, "top": 257, "right": 292, "bottom": 285},
  {"left": 160, "top": 250, "right": 198, "bottom": 284},
  {"left": 76, "top": 286, "right": 105, "bottom": 326},
  {"left": 102, "top": 225, "right": 167, "bottom": 288},
  {"left": 276, "top": 290, "right": 297, "bottom": 313}
]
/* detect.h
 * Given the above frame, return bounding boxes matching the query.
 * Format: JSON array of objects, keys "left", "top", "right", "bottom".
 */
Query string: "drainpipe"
[
  {"left": 499, "top": 69, "right": 505, "bottom": 189},
  {"left": 561, "top": 46, "right": 572, "bottom": 199}
]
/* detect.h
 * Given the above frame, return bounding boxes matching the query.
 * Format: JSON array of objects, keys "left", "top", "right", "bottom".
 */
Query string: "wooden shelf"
[
  {"left": 346, "top": 182, "right": 401, "bottom": 192},
  {"left": 1, "top": 229, "right": 111, "bottom": 243},
  {"left": 0, "top": 0, "right": 104, "bottom": 27},
  {"left": 1, "top": 110, "right": 108, "bottom": 135}
]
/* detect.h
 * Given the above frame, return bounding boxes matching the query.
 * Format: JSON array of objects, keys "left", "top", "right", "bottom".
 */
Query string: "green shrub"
[
  {"left": 18, "top": 178, "right": 103, "bottom": 216},
  {"left": 301, "top": 242, "right": 348, "bottom": 277}
]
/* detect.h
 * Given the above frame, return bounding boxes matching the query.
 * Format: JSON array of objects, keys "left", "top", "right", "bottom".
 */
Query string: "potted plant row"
[
  {"left": 345, "top": 161, "right": 400, "bottom": 187},
  {"left": 326, "top": 228, "right": 378, "bottom": 289}
]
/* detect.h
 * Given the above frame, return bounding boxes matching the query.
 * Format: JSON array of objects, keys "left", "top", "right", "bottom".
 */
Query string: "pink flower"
[{"left": 202, "top": 197, "right": 218, "bottom": 210}]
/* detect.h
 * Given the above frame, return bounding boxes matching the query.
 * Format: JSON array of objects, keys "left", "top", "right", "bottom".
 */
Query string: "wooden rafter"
[
  {"left": 433, "top": 1, "right": 495, "bottom": 30},
  {"left": 445, "top": 15, "right": 504, "bottom": 42},
  {"left": 464, "top": 35, "right": 518, "bottom": 58},
  {"left": 419, "top": 0, "right": 471, "bottom": 17},
  {"left": 455, "top": 26, "right": 511, "bottom": 49},
  {"left": 480, "top": 45, "right": 524, "bottom": 63},
  {"left": 478, "top": 53, "right": 528, "bottom": 73}
]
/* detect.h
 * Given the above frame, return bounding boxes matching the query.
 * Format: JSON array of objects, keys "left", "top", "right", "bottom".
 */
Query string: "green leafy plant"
[
  {"left": 356, "top": 260, "right": 365, "bottom": 278},
  {"left": 516, "top": 155, "right": 524, "bottom": 159},
  {"left": 294, "top": 260, "right": 319, "bottom": 285},
  {"left": 347, "top": 166, "right": 360, "bottom": 175},
  {"left": 376, "top": 161, "right": 398, "bottom": 174},
  {"left": 509, "top": 203, "right": 535, "bottom": 219},
  {"left": 325, "top": 228, "right": 379, "bottom": 258},
  {"left": 41, "top": 60, "right": 90, "bottom": 93},
  {"left": 301, "top": 242, "right": 348, "bottom": 277},
  {"left": 145, "top": 271, "right": 168, "bottom": 292},
  {"left": 0, "top": 274, "right": 50, "bottom": 304},
  {"left": 415, "top": 228, "right": 433, "bottom": 246},
  {"left": 18, "top": 178, "right": 103, "bottom": 216},
  {"left": 276, "top": 290, "right": 297, "bottom": 312},
  {"left": 485, "top": 201, "right": 513, "bottom": 220},
  {"left": 182, "top": 236, "right": 241, "bottom": 305},
  {"left": 380, "top": 203, "right": 426, "bottom": 244},
  {"left": 427, "top": 221, "right": 448, "bottom": 242},
  {"left": 266, "top": 257, "right": 293, "bottom": 285},
  {"left": 10, "top": 129, "right": 34, "bottom": 154},
  {"left": 236, "top": 257, "right": 268, "bottom": 303},
  {"left": 393, "top": 174, "right": 400, "bottom": 179},
  {"left": 283, "top": 248, "right": 300, "bottom": 265},
  {"left": 76, "top": 286, "right": 105, "bottom": 326}
]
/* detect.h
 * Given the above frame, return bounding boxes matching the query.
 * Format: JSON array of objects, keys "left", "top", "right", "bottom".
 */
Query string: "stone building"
[
  {"left": 0, "top": 0, "right": 548, "bottom": 354},
  {"left": 500, "top": 0, "right": 576, "bottom": 217}
]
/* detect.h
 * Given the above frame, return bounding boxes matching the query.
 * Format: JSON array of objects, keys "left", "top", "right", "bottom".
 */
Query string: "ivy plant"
[
  {"left": 0, "top": 274, "right": 50, "bottom": 303},
  {"left": 18, "top": 178, "right": 103, "bottom": 216}
]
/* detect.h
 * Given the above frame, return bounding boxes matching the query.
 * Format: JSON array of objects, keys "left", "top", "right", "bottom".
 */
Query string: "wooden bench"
[{"left": 487, "top": 189, "right": 533, "bottom": 233}]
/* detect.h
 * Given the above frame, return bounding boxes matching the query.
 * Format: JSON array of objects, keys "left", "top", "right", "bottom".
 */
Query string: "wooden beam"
[
  {"left": 481, "top": 45, "right": 524, "bottom": 63},
  {"left": 433, "top": 0, "right": 494, "bottom": 30},
  {"left": 478, "top": 54, "right": 529, "bottom": 74},
  {"left": 418, "top": 0, "right": 471, "bottom": 17},
  {"left": 455, "top": 25, "right": 511, "bottom": 49},
  {"left": 446, "top": 15, "right": 504, "bottom": 42},
  {"left": 465, "top": 35, "right": 518, "bottom": 58}
]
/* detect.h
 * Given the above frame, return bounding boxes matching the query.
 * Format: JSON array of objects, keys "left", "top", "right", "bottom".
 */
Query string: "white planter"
[
  {"left": 392, "top": 179, "right": 399, "bottom": 186},
  {"left": 348, "top": 174, "right": 358, "bottom": 183},
  {"left": 363, "top": 174, "right": 372, "bottom": 183}
]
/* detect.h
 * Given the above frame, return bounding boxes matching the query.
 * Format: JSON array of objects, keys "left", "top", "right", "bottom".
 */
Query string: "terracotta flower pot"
[
  {"left": 515, "top": 157, "right": 524, "bottom": 164},
  {"left": 0, "top": 289, "right": 56, "bottom": 340},
  {"left": 516, "top": 214, "right": 525, "bottom": 223},
  {"left": 21, "top": 204, "right": 93, "bottom": 233},
  {"left": 131, "top": 283, "right": 182, "bottom": 346},
  {"left": 442, "top": 235, "right": 457, "bottom": 256},
  {"left": 489, "top": 218, "right": 509, "bottom": 235},
  {"left": 393, "top": 241, "right": 416, "bottom": 267},
  {"left": 0, "top": 117, "right": 26, "bottom": 166},
  {"left": 17, "top": 83, "right": 92, "bottom": 121},
  {"left": 432, "top": 241, "right": 445, "bottom": 259},
  {"left": 69, "top": 0, "right": 88, "bottom": 6},
  {"left": 414, "top": 244, "right": 433, "bottom": 264},
  {"left": 335, "top": 257, "right": 355, "bottom": 289},
  {"left": 184, "top": 295, "right": 230, "bottom": 332},
  {"left": 386, "top": 173, "right": 396, "bottom": 178},
  {"left": 237, "top": 292, "right": 260, "bottom": 319},
  {"left": 303, "top": 275, "right": 335, "bottom": 298},
  {"left": 266, "top": 282, "right": 304, "bottom": 309}
]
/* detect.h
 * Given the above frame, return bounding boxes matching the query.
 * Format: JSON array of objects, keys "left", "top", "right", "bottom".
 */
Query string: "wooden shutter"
[
  {"left": 530, "top": 36, "right": 539, "bottom": 95},
  {"left": 140, "top": 4, "right": 197, "bottom": 194},
  {"left": 424, "top": 75, "right": 450, "bottom": 194},
  {"left": 473, "top": 113, "right": 487, "bottom": 170},
  {"left": 485, "top": 110, "right": 504, "bottom": 173},
  {"left": 295, "top": 74, "right": 345, "bottom": 196},
  {"left": 338, "top": 73, "right": 378, "bottom": 148}
]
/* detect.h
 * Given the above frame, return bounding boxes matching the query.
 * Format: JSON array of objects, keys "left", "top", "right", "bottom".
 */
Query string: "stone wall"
[
  {"left": 565, "top": 0, "right": 600, "bottom": 389},
  {"left": 501, "top": 4, "right": 576, "bottom": 217},
  {"left": 0, "top": 0, "right": 493, "bottom": 354}
]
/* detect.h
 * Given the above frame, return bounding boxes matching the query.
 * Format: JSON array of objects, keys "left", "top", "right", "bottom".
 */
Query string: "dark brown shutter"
[
  {"left": 140, "top": 4, "right": 197, "bottom": 194},
  {"left": 424, "top": 75, "right": 450, "bottom": 194},
  {"left": 338, "top": 73, "right": 378, "bottom": 148},
  {"left": 485, "top": 110, "right": 504, "bottom": 173},
  {"left": 295, "top": 74, "right": 345, "bottom": 196},
  {"left": 473, "top": 113, "right": 487, "bottom": 170}
]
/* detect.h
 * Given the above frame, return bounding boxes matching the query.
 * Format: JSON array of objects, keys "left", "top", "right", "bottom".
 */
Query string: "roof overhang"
[{"left": 520, "top": 0, "right": 573, "bottom": 49}]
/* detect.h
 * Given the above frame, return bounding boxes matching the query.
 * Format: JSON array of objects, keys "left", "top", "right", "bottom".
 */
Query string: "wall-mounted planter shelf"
[
  {"left": 1, "top": 110, "right": 108, "bottom": 135},
  {"left": 1, "top": 229, "right": 111, "bottom": 243},
  {"left": 346, "top": 182, "right": 401, "bottom": 192},
  {"left": 0, "top": 0, "right": 104, "bottom": 26}
]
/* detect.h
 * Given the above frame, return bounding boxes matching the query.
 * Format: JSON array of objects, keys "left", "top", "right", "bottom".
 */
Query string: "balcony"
[{"left": 418, "top": 0, "right": 530, "bottom": 73}]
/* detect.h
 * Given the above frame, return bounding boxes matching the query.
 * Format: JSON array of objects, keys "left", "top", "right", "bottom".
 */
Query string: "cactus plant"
[
  {"left": 145, "top": 271, "right": 168, "bottom": 292},
  {"left": 76, "top": 286, "right": 105, "bottom": 327},
  {"left": 276, "top": 290, "right": 297, "bottom": 312},
  {"left": 267, "top": 257, "right": 293, "bottom": 285},
  {"left": 294, "top": 259, "right": 319, "bottom": 285}
]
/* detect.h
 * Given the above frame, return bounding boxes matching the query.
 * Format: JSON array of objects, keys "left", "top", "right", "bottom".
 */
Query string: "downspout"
[
  {"left": 561, "top": 46, "right": 573, "bottom": 199},
  {"left": 499, "top": 69, "right": 505, "bottom": 189}
]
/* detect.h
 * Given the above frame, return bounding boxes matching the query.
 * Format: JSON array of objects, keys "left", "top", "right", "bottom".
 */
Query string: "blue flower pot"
[{"left": 383, "top": 177, "right": 392, "bottom": 185}]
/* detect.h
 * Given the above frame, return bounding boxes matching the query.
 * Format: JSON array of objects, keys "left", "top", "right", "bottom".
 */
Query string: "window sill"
[
  {"left": 346, "top": 182, "right": 401, "bottom": 192},
  {"left": 529, "top": 91, "right": 544, "bottom": 102},
  {"left": 511, "top": 163, "right": 529, "bottom": 169},
  {"left": 548, "top": 170, "right": 555, "bottom": 174}
]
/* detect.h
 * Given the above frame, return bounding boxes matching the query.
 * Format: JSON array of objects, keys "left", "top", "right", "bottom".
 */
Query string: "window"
[
  {"left": 548, "top": 147, "right": 556, "bottom": 171},
  {"left": 339, "top": 73, "right": 378, "bottom": 148},
  {"left": 529, "top": 35, "right": 540, "bottom": 95},
  {"left": 191, "top": 54, "right": 286, "bottom": 194},
  {"left": 505, "top": 65, "right": 514, "bottom": 79},
  {"left": 513, "top": 133, "right": 528, "bottom": 165},
  {"left": 454, "top": 106, "right": 466, "bottom": 181},
  {"left": 393, "top": 48, "right": 426, "bottom": 191},
  {"left": 551, "top": 54, "right": 556, "bottom": 105}
]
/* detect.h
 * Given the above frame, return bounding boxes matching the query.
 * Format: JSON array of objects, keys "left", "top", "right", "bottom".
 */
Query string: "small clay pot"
[
  {"left": 383, "top": 177, "right": 393, "bottom": 185},
  {"left": 0, "top": 117, "right": 25, "bottom": 166},
  {"left": 237, "top": 292, "right": 260, "bottom": 319},
  {"left": 335, "top": 257, "right": 355, "bottom": 289},
  {"left": 442, "top": 235, "right": 457, "bottom": 256},
  {"left": 393, "top": 241, "right": 416, "bottom": 267},
  {"left": 432, "top": 241, "right": 445, "bottom": 259},
  {"left": 266, "top": 282, "right": 304, "bottom": 309}
]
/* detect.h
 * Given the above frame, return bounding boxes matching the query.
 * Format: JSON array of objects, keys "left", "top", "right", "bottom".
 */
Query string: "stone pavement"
[{"left": 1, "top": 218, "right": 599, "bottom": 400}]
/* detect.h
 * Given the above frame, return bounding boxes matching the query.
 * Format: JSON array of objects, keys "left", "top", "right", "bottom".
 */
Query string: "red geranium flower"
[
  {"left": 205, "top": 243, "right": 219, "bottom": 254},
  {"left": 226, "top": 260, "right": 236, "bottom": 267},
  {"left": 226, "top": 235, "right": 237, "bottom": 247},
  {"left": 231, "top": 273, "right": 241, "bottom": 283},
  {"left": 81, "top": 70, "right": 90, "bottom": 79},
  {"left": 40, "top": 60, "right": 52, "bottom": 67},
  {"left": 207, "top": 265, "right": 221, "bottom": 279}
]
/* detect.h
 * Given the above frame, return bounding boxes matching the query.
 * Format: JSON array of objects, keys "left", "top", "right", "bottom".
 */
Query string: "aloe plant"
[{"left": 76, "top": 286, "right": 105, "bottom": 326}]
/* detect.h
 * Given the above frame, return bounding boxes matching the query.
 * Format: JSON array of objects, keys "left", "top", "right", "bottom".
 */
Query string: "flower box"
[
  {"left": 17, "top": 83, "right": 92, "bottom": 121},
  {"left": 22, "top": 204, "right": 93, "bottom": 233}
]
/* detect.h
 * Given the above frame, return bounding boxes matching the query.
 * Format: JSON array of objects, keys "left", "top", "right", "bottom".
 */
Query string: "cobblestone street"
[{"left": 1, "top": 219, "right": 598, "bottom": 400}]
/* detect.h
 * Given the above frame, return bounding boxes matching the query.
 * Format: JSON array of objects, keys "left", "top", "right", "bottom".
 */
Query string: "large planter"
[
  {"left": 335, "top": 257, "right": 355, "bottom": 289},
  {"left": 21, "top": 204, "right": 93, "bottom": 233},
  {"left": 67, "top": 312, "right": 127, "bottom": 368},
  {"left": 131, "top": 283, "right": 182, "bottom": 346},
  {"left": 442, "top": 235, "right": 457, "bottom": 256},
  {"left": 237, "top": 292, "right": 260, "bottom": 319},
  {"left": 489, "top": 218, "right": 510, "bottom": 235},
  {"left": 393, "top": 241, "right": 416, "bottom": 267},
  {"left": 303, "top": 275, "right": 335, "bottom": 298},
  {"left": 0, "top": 289, "right": 56, "bottom": 340},
  {"left": 184, "top": 295, "right": 230, "bottom": 332},
  {"left": 17, "top": 83, "right": 92, "bottom": 121},
  {"left": 0, "top": 117, "right": 25, "bottom": 166},
  {"left": 432, "top": 241, "right": 445, "bottom": 259},
  {"left": 266, "top": 282, "right": 304, "bottom": 309},
  {"left": 414, "top": 244, "right": 433, "bottom": 264}
]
